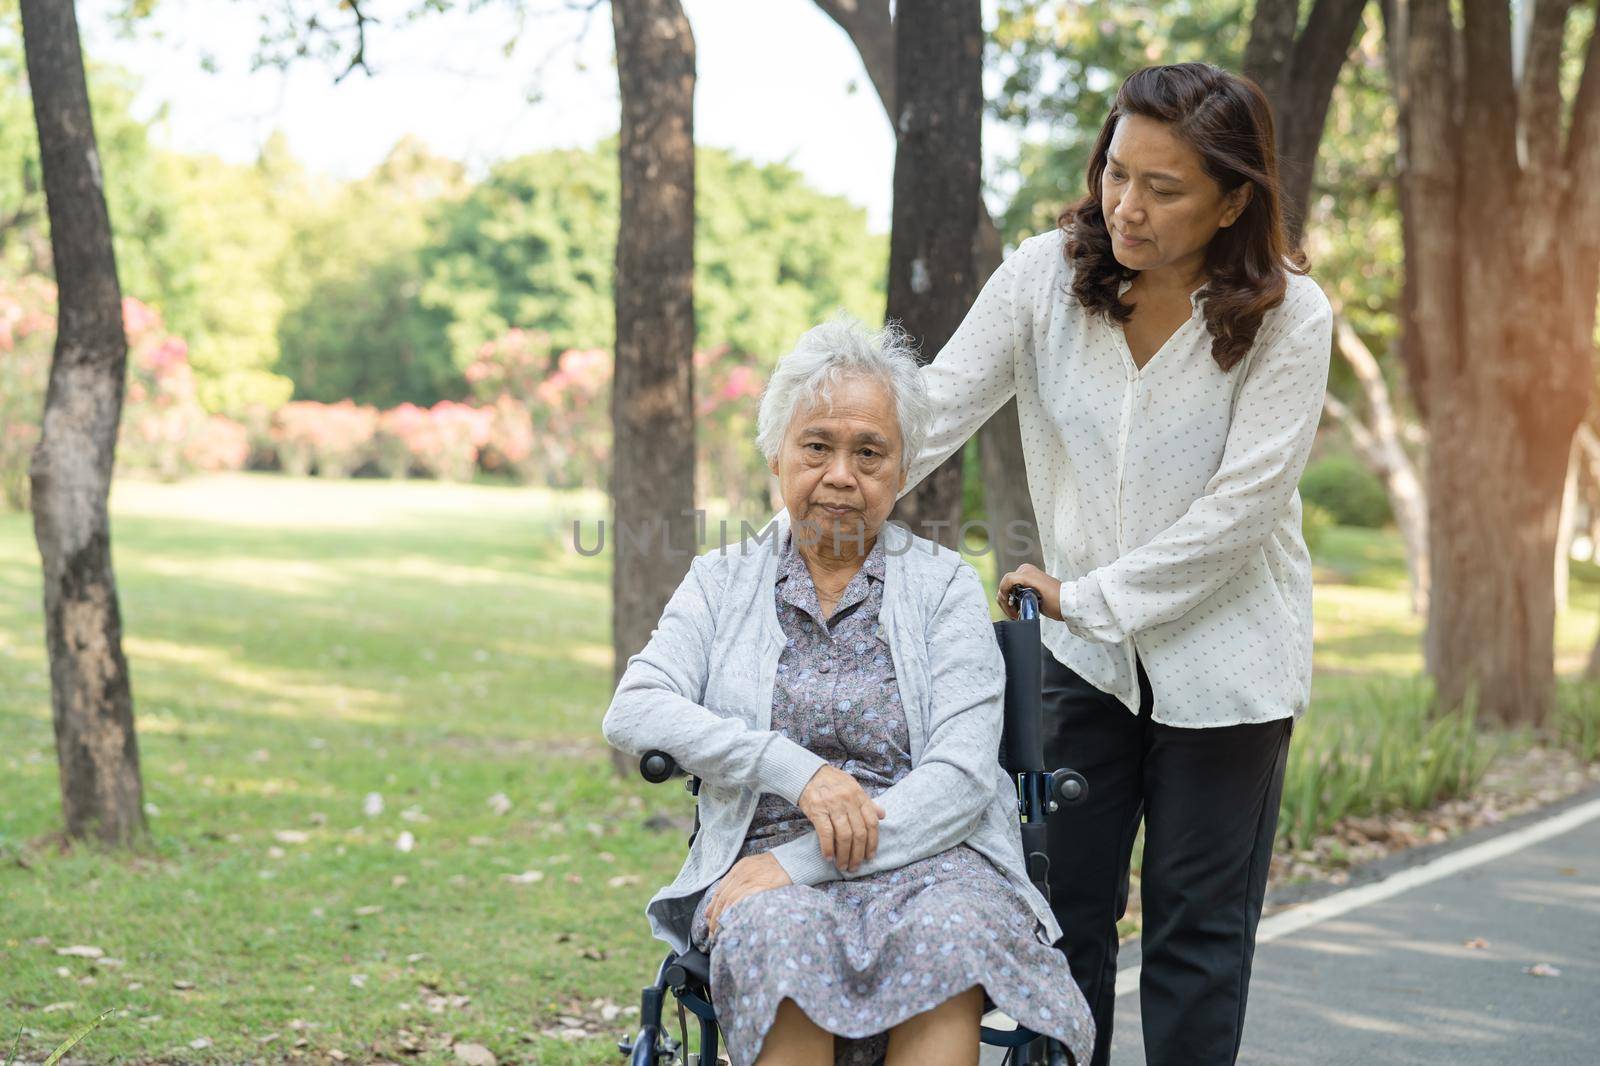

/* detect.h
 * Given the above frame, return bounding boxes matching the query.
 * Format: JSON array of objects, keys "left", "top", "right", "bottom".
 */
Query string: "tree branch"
[
  {"left": 1461, "top": 0, "right": 1518, "bottom": 209},
  {"left": 1564, "top": 10, "right": 1600, "bottom": 278},
  {"left": 333, "top": 0, "right": 374, "bottom": 83},
  {"left": 812, "top": 0, "right": 895, "bottom": 115},
  {"left": 1521, "top": 0, "right": 1574, "bottom": 175},
  {"left": 1243, "top": 0, "right": 1300, "bottom": 105},
  {"left": 1276, "top": 0, "right": 1369, "bottom": 244}
]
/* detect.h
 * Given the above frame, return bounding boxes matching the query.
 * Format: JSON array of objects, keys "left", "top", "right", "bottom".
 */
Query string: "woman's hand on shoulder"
[
  {"left": 705, "top": 853, "right": 792, "bottom": 936},
  {"left": 797, "top": 765, "right": 887, "bottom": 874},
  {"left": 998, "top": 563, "right": 1063, "bottom": 621}
]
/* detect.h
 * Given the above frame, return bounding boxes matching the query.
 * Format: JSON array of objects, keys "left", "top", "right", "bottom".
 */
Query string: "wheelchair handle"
[
  {"left": 1012, "top": 586, "right": 1040, "bottom": 622},
  {"left": 640, "top": 750, "right": 677, "bottom": 784}
]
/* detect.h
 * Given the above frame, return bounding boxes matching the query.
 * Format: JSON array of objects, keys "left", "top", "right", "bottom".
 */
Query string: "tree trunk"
[
  {"left": 610, "top": 0, "right": 697, "bottom": 775},
  {"left": 1391, "top": 0, "right": 1600, "bottom": 727},
  {"left": 1243, "top": 0, "right": 1371, "bottom": 246},
  {"left": 20, "top": 0, "right": 145, "bottom": 846},
  {"left": 817, "top": 0, "right": 1041, "bottom": 567},
  {"left": 884, "top": 0, "right": 983, "bottom": 548}
]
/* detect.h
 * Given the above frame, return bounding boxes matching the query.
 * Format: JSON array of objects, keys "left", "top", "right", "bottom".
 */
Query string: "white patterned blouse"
[{"left": 907, "top": 228, "right": 1333, "bottom": 727}]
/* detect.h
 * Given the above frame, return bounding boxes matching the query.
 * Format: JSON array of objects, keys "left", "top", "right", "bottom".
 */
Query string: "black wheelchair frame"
[{"left": 619, "top": 588, "right": 1088, "bottom": 1066}]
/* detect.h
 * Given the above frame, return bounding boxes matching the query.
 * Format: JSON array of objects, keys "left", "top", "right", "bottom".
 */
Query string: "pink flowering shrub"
[
  {"left": 0, "top": 282, "right": 249, "bottom": 508},
  {"left": 0, "top": 276, "right": 56, "bottom": 509},
  {"left": 374, "top": 403, "right": 429, "bottom": 479},
  {"left": 184, "top": 415, "right": 252, "bottom": 473},
  {"left": 467, "top": 333, "right": 611, "bottom": 489},
  {"left": 412, "top": 401, "right": 493, "bottom": 482},
  {"left": 272, "top": 400, "right": 379, "bottom": 478},
  {"left": 695, "top": 345, "right": 767, "bottom": 513},
  {"left": 478, "top": 394, "right": 537, "bottom": 479}
]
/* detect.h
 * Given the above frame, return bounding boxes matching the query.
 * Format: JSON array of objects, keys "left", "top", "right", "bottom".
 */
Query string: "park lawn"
[{"left": 2, "top": 475, "right": 1597, "bottom": 1064}]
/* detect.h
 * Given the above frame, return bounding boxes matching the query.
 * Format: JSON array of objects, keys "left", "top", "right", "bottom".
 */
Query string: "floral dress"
[{"left": 689, "top": 535, "right": 1094, "bottom": 1066}]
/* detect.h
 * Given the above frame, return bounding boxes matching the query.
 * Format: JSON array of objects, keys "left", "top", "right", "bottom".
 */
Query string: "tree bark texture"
[
  {"left": 610, "top": 0, "right": 697, "bottom": 773},
  {"left": 882, "top": 0, "right": 983, "bottom": 549},
  {"left": 1390, "top": 0, "right": 1600, "bottom": 726},
  {"left": 20, "top": 0, "right": 146, "bottom": 846},
  {"left": 1243, "top": 0, "right": 1371, "bottom": 246}
]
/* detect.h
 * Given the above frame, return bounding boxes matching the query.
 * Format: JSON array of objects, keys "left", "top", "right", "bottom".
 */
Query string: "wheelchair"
[{"left": 619, "top": 588, "right": 1089, "bottom": 1066}]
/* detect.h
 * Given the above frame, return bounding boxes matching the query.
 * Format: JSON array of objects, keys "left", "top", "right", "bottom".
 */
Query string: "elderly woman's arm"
[
  {"left": 766, "top": 563, "right": 1005, "bottom": 885},
  {"left": 602, "top": 554, "right": 828, "bottom": 804}
]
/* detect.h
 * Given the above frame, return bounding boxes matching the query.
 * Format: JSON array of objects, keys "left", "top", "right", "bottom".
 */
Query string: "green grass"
[
  {"left": 0, "top": 475, "right": 680, "bottom": 1064},
  {"left": 2, "top": 477, "right": 1599, "bottom": 1063}
]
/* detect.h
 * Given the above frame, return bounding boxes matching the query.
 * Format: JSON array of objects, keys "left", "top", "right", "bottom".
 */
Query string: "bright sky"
[{"left": 79, "top": 0, "right": 1017, "bottom": 233}]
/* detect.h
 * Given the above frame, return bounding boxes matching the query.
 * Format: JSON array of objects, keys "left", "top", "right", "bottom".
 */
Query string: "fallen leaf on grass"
[
  {"left": 1463, "top": 938, "right": 1489, "bottom": 950},
  {"left": 55, "top": 945, "right": 104, "bottom": 958},
  {"left": 188, "top": 1036, "right": 213, "bottom": 1050},
  {"left": 364, "top": 792, "right": 385, "bottom": 817},
  {"left": 351, "top": 974, "right": 369, "bottom": 988},
  {"left": 396, "top": 831, "right": 416, "bottom": 853},
  {"left": 1524, "top": 962, "right": 1562, "bottom": 977},
  {"left": 578, "top": 947, "right": 607, "bottom": 962},
  {"left": 606, "top": 875, "right": 641, "bottom": 888},
  {"left": 172, "top": 979, "right": 196, "bottom": 990},
  {"left": 453, "top": 1042, "right": 497, "bottom": 1066},
  {"left": 274, "top": 829, "right": 311, "bottom": 844},
  {"left": 487, "top": 793, "right": 513, "bottom": 816},
  {"left": 504, "top": 871, "right": 545, "bottom": 885},
  {"left": 41, "top": 1001, "right": 77, "bottom": 1013},
  {"left": 354, "top": 905, "right": 385, "bottom": 916}
]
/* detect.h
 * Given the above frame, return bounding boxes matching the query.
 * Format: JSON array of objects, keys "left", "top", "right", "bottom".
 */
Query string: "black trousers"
[{"left": 1041, "top": 650, "right": 1291, "bottom": 1066}]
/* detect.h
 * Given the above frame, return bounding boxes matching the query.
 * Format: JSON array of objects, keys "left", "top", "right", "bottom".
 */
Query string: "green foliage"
[
  {"left": 988, "top": 0, "right": 1249, "bottom": 244},
  {"left": 1300, "top": 453, "right": 1392, "bottom": 528},
  {"left": 0, "top": 24, "right": 191, "bottom": 338},
  {"left": 0, "top": 24, "right": 294, "bottom": 415},
  {"left": 1556, "top": 682, "right": 1600, "bottom": 764},
  {"left": 1301, "top": 500, "right": 1335, "bottom": 556},
  {"left": 1280, "top": 683, "right": 1499, "bottom": 850},
  {"left": 277, "top": 141, "right": 885, "bottom": 409},
  {"left": 276, "top": 137, "right": 468, "bottom": 408}
]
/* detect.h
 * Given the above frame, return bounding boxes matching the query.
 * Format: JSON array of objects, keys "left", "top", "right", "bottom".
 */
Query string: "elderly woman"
[{"left": 603, "top": 319, "right": 1092, "bottom": 1066}]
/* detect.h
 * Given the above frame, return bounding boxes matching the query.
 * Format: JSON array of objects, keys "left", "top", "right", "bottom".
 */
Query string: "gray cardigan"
[{"left": 603, "top": 510, "right": 1062, "bottom": 954}]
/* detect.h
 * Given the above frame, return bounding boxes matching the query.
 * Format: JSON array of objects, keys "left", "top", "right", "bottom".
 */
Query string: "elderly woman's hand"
[
  {"left": 798, "top": 765, "right": 887, "bottom": 873},
  {"left": 705, "top": 853, "right": 792, "bottom": 937},
  {"left": 998, "top": 564, "right": 1064, "bottom": 621}
]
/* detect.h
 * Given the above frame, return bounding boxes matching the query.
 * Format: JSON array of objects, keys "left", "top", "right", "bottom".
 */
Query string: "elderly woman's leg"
[
  {"left": 752, "top": 997, "right": 833, "bottom": 1065},
  {"left": 884, "top": 985, "right": 983, "bottom": 1066}
]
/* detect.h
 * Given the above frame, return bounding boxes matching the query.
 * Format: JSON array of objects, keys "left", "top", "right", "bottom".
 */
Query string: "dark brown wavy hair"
[{"left": 1059, "top": 62, "right": 1307, "bottom": 371}]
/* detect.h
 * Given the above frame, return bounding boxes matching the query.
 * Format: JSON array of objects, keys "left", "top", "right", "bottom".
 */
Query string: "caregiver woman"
[{"left": 904, "top": 63, "right": 1331, "bottom": 1066}]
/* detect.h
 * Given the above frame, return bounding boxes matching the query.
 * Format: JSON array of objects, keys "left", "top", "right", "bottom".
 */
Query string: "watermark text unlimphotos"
[{"left": 572, "top": 509, "right": 1040, "bottom": 560}]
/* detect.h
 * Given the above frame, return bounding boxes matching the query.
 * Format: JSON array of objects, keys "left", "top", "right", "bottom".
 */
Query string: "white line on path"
[{"left": 1112, "top": 795, "right": 1600, "bottom": 1000}]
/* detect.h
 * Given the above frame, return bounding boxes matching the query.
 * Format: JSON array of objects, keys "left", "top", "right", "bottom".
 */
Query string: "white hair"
[{"left": 756, "top": 315, "right": 930, "bottom": 474}]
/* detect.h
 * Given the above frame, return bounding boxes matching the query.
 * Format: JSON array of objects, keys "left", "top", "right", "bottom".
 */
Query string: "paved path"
[
  {"left": 1110, "top": 797, "right": 1600, "bottom": 1064},
  {"left": 984, "top": 793, "right": 1600, "bottom": 1065}
]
